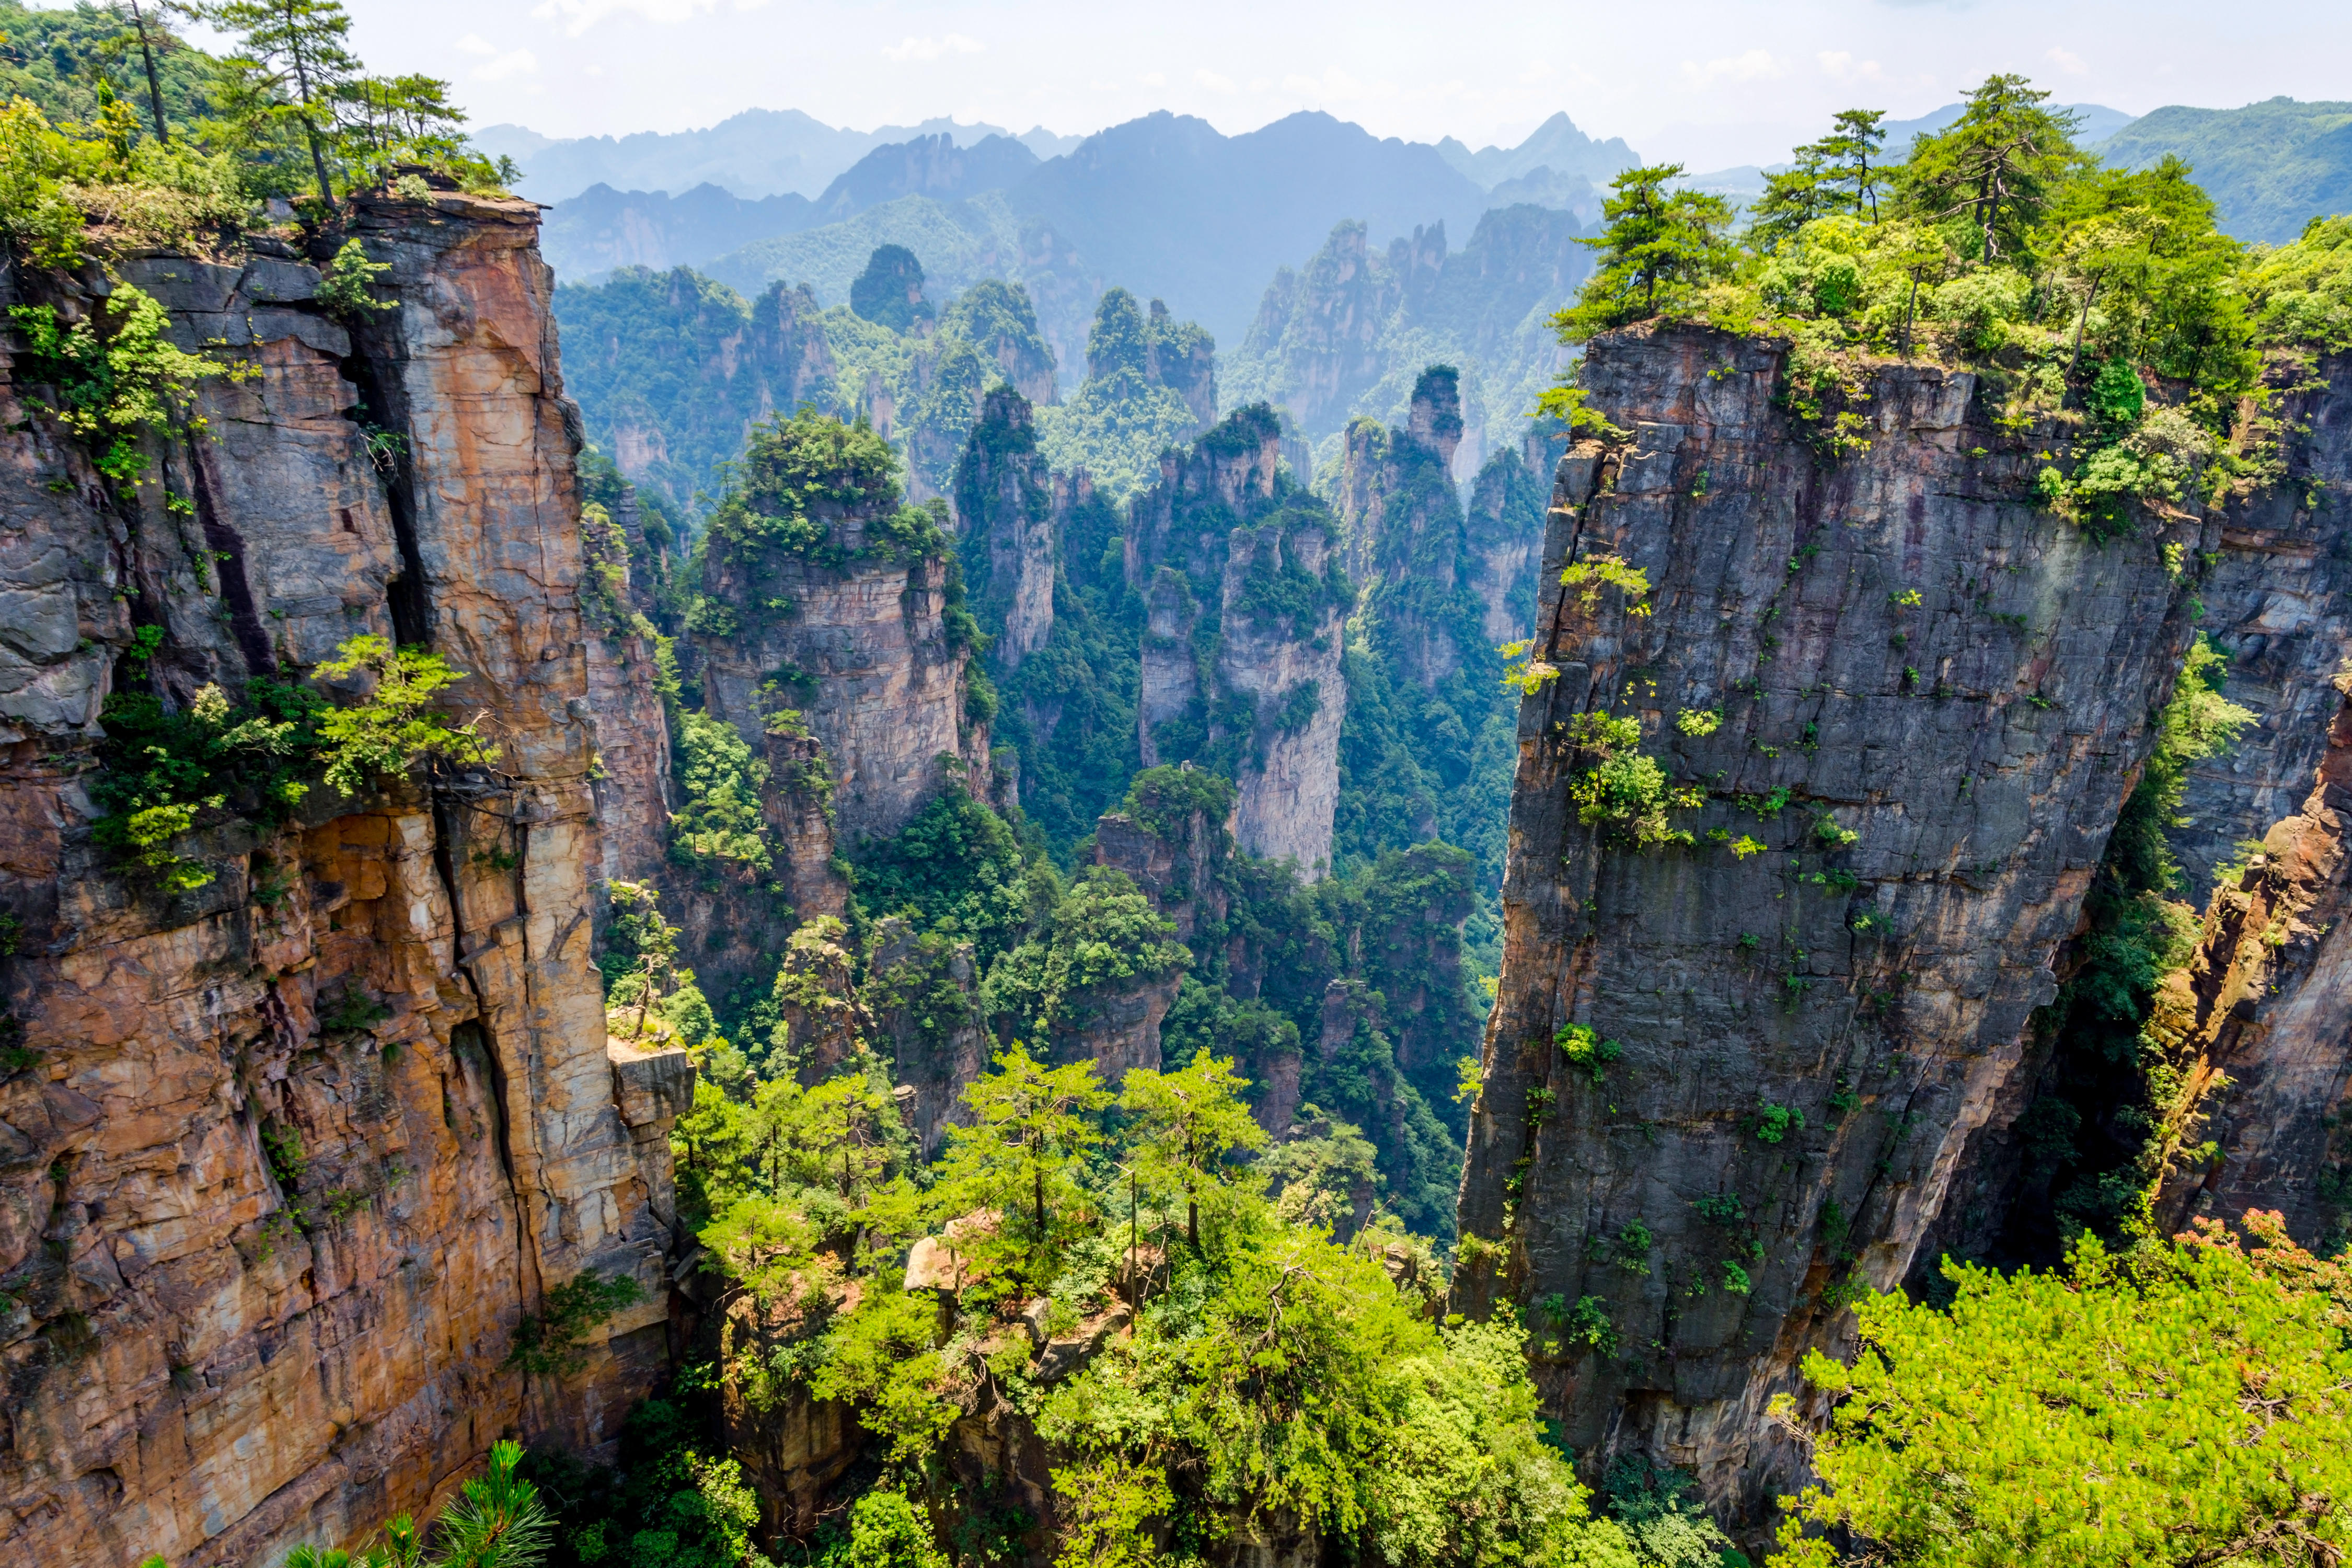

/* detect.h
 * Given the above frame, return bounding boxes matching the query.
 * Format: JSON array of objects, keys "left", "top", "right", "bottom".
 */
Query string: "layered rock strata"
[
  {"left": 0, "top": 193, "right": 688, "bottom": 1567},
  {"left": 2170, "top": 351, "right": 2352, "bottom": 895},
  {"left": 1455, "top": 324, "right": 2209, "bottom": 1518},
  {"left": 2154, "top": 682, "right": 2352, "bottom": 1246},
  {"left": 1126, "top": 410, "right": 1348, "bottom": 877}
]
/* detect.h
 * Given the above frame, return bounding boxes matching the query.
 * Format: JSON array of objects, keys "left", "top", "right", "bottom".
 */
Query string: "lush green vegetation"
[
  {"left": 1549, "top": 73, "right": 2352, "bottom": 536},
  {"left": 146, "top": 1437, "right": 555, "bottom": 1568},
  {"left": 1772, "top": 1216, "right": 2352, "bottom": 1567},
  {"left": 90, "top": 633, "right": 494, "bottom": 891},
  {"left": 1223, "top": 209, "right": 1588, "bottom": 479},
  {"left": 1986, "top": 637, "right": 2252, "bottom": 1262},
  {"left": 552, "top": 252, "right": 1059, "bottom": 511},
  {"left": 2100, "top": 98, "right": 2352, "bottom": 246},
  {"left": 666, "top": 1039, "right": 1642, "bottom": 1567},
  {"left": 954, "top": 386, "right": 1146, "bottom": 856},
  {"left": 0, "top": 0, "right": 509, "bottom": 257},
  {"left": 1035, "top": 287, "right": 1214, "bottom": 503}
]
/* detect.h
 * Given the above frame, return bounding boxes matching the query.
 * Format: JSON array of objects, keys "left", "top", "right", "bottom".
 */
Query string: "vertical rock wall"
[
  {"left": 2171, "top": 351, "right": 2352, "bottom": 896},
  {"left": 1127, "top": 410, "right": 1349, "bottom": 877},
  {"left": 696, "top": 508, "right": 993, "bottom": 851},
  {"left": 1454, "top": 324, "right": 2210, "bottom": 1518},
  {"left": 0, "top": 194, "right": 687, "bottom": 1567},
  {"left": 952, "top": 388, "right": 1058, "bottom": 671},
  {"left": 2154, "top": 683, "right": 2352, "bottom": 1247},
  {"left": 1214, "top": 522, "right": 1346, "bottom": 874}
]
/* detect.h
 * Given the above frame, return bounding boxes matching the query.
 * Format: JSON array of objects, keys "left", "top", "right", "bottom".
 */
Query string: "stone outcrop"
[
  {"left": 1127, "top": 408, "right": 1348, "bottom": 877},
  {"left": 861, "top": 919, "right": 989, "bottom": 1159},
  {"left": 1335, "top": 368, "right": 1472, "bottom": 687},
  {"left": 1465, "top": 442, "right": 1554, "bottom": 647},
  {"left": 696, "top": 505, "right": 994, "bottom": 851},
  {"left": 2170, "top": 351, "right": 2352, "bottom": 896},
  {"left": 1214, "top": 520, "right": 1345, "bottom": 874},
  {"left": 953, "top": 388, "right": 1059, "bottom": 671},
  {"left": 1224, "top": 207, "right": 1589, "bottom": 474},
  {"left": 1455, "top": 324, "right": 2210, "bottom": 1520},
  {"left": 2153, "top": 682, "right": 2352, "bottom": 1247},
  {"left": 0, "top": 193, "right": 689, "bottom": 1567},
  {"left": 578, "top": 503, "right": 674, "bottom": 891}
]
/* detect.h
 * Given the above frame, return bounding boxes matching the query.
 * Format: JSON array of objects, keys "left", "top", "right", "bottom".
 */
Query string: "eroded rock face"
[
  {"left": 1215, "top": 521, "right": 1345, "bottom": 874},
  {"left": 0, "top": 195, "right": 688, "bottom": 1567},
  {"left": 1335, "top": 370, "right": 1471, "bottom": 688},
  {"left": 2154, "top": 684, "right": 2352, "bottom": 1247},
  {"left": 1455, "top": 324, "right": 2208, "bottom": 1519},
  {"left": 2172, "top": 351, "right": 2352, "bottom": 897},
  {"left": 697, "top": 506, "right": 992, "bottom": 852},
  {"left": 1128, "top": 410, "right": 1348, "bottom": 877},
  {"left": 953, "top": 388, "right": 1058, "bottom": 672}
]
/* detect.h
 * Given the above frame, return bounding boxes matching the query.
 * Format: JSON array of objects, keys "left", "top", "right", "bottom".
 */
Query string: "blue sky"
[{"left": 300, "top": 0, "right": 2347, "bottom": 167}]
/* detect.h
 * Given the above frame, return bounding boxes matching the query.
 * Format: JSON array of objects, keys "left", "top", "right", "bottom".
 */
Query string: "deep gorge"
[{"left": 5, "top": 60, "right": 2352, "bottom": 1568}]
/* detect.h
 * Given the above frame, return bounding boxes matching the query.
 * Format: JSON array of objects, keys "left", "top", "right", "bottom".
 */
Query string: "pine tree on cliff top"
[{"left": 1553, "top": 164, "right": 1736, "bottom": 341}]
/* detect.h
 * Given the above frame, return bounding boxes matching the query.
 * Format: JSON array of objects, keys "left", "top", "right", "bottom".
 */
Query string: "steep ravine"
[
  {"left": 1453, "top": 323, "right": 2219, "bottom": 1519},
  {"left": 0, "top": 195, "right": 689, "bottom": 1566}
]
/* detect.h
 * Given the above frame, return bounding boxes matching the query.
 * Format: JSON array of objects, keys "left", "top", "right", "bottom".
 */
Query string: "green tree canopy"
[
  {"left": 1554, "top": 164, "right": 1736, "bottom": 340},
  {"left": 1771, "top": 1216, "right": 2352, "bottom": 1568}
]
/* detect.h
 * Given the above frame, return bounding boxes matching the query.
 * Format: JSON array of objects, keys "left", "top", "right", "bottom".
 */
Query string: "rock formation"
[
  {"left": 1126, "top": 408, "right": 1350, "bottom": 876},
  {"left": 2170, "top": 351, "right": 2352, "bottom": 896},
  {"left": 2153, "top": 679, "right": 2352, "bottom": 1248},
  {"left": 953, "top": 387, "right": 1059, "bottom": 671},
  {"left": 695, "top": 502, "right": 994, "bottom": 852},
  {"left": 1454, "top": 323, "right": 2215, "bottom": 1519},
  {"left": 0, "top": 192, "right": 690, "bottom": 1567},
  {"left": 1224, "top": 207, "right": 1589, "bottom": 476}
]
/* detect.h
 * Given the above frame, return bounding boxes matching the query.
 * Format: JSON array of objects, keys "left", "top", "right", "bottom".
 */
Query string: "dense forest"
[{"left": 5, "top": 2, "right": 2352, "bottom": 1565}]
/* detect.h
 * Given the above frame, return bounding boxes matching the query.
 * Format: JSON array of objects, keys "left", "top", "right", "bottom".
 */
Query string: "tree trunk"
[
  {"left": 2067, "top": 275, "right": 2104, "bottom": 390},
  {"left": 130, "top": 1, "right": 169, "bottom": 146}
]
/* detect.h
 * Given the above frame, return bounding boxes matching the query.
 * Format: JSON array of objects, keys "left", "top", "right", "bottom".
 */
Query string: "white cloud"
[
  {"left": 1142, "top": 71, "right": 1168, "bottom": 87},
  {"left": 1518, "top": 60, "right": 1557, "bottom": 85},
  {"left": 474, "top": 48, "right": 540, "bottom": 81},
  {"left": 1817, "top": 50, "right": 1886, "bottom": 82},
  {"left": 2047, "top": 45, "right": 2089, "bottom": 75},
  {"left": 1681, "top": 50, "right": 1783, "bottom": 89},
  {"left": 883, "top": 33, "right": 983, "bottom": 63},
  {"left": 1195, "top": 68, "right": 1237, "bottom": 95},
  {"left": 456, "top": 33, "right": 497, "bottom": 56},
  {"left": 527, "top": 0, "right": 768, "bottom": 39}
]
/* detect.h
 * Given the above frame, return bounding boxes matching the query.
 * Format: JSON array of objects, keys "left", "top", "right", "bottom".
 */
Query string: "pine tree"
[
  {"left": 1902, "top": 73, "right": 2085, "bottom": 263},
  {"left": 1554, "top": 164, "right": 1736, "bottom": 340},
  {"left": 193, "top": 0, "right": 359, "bottom": 206}
]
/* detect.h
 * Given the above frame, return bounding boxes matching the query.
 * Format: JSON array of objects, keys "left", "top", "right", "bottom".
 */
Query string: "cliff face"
[
  {"left": 697, "top": 509, "right": 993, "bottom": 851},
  {"left": 1455, "top": 325, "right": 2207, "bottom": 1517},
  {"left": 1127, "top": 410, "right": 1350, "bottom": 877},
  {"left": 1337, "top": 369, "right": 1469, "bottom": 686},
  {"left": 953, "top": 388, "right": 1059, "bottom": 671},
  {"left": 2171, "top": 351, "right": 2352, "bottom": 896},
  {"left": 1214, "top": 521, "right": 1346, "bottom": 874},
  {"left": 0, "top": 194, "right": 688, "bottom": 1567},
  {"left": 2153, "top": 683, "right": 2352, "bottom": 1247}
]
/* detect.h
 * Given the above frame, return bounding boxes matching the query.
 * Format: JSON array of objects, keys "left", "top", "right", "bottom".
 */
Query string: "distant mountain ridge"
[
  {"left": 2095, "top": 98, "right": 2352, "bottom": 245},
  {"left": 544, "top": 109, "right": 1559, "bottom": 352},
  {"left": 475, "top": 109, "right": 1076, "bottom": 203}
]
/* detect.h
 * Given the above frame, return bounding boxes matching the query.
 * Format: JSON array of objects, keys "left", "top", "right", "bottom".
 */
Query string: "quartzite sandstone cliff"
[
  {"left": 0, "top": 193, "right": 689, "bottom": 1567},
  {"left": 1454, "top": 324, "right": 2219, "bottom": 1518}
]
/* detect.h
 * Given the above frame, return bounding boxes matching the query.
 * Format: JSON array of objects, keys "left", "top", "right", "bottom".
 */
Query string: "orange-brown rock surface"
[
  {"left": 2155, "top": 682, "right": 2352, "bottom": 1247},
  {"left": 0, "top": 192, "right": 688, "bottom": 1567}
]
